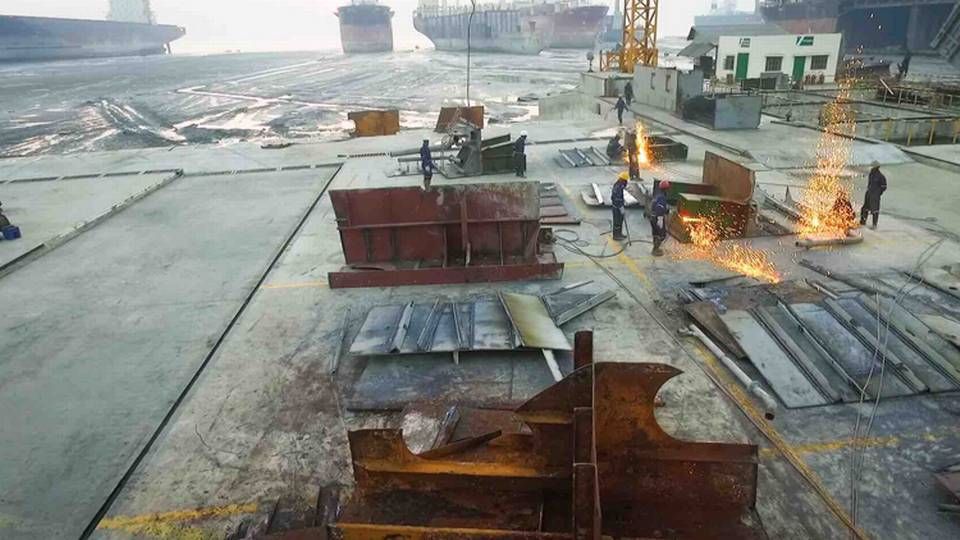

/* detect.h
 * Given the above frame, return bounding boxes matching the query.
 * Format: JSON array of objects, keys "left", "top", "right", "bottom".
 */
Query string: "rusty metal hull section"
[
  {"left": 328, "top": 182, "right": 564, "bottom": 289},
  {"left": 324, "top": 348, "right": 763, "bottom": 538}
]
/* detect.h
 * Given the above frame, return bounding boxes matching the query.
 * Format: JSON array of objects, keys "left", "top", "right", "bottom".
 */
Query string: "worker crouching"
[
  {"left": 649, "top": 180, "right": 670, "bottom": 256},
  {"left": 611, "top": 171, "right": 629, "bottom": 241}
]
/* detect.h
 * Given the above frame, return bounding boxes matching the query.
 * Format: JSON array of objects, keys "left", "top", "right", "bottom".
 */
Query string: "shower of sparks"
[
  {"left": 678, "top": 215, "right": 783, "bottom": 284},
  {"left": 636, "top": 121, "right": 650, "bottom": 166},
  {"left": 796, "top": 79, "right": 860, "bottom": 238},
  {"left": 623, "top": 121, "right": 651, "bottom": 169}
]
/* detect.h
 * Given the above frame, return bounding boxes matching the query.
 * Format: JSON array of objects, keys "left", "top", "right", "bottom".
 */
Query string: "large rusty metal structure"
[
  {"left": 259, "top": 332, "right": 765, "bottom": 539},
  {"left": 327, "top": 182, "right": 564, "bottom": 288}
]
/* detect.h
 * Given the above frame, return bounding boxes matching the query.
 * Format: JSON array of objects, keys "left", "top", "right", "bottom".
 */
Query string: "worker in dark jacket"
[
  {"left": 860, "top": 161, "right": 887, "bottom": 229},
  {"left": 420, "top": 139, "right": 435, "bottom": 189},
  {"left": 606, "top": 132, "right": 625, "bottom": 160},
  {"left": 513, "top": 131, "right": 528, "bottom": 177},
  {"left": 611, "top": 171, "right": 629, "bottom": 241},
  {"left": 0, "top": 201, "right": 9, "bottom": 230},
  {"left": 624, "top": 81, "right": 634, "bottom": 105},
  {"left": 649, "top": 180, "right": 670, "bottom": 256},
  {"left": 624, "top": 128, "right": 639, "bottom": 181},
  {"left": 614, "top": 96, "right": 628, "bottom": 125}
]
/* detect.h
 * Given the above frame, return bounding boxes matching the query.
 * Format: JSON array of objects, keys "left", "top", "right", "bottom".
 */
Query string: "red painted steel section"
[{"left": 328, "top": 182, "right": 563, "bottom": 288}]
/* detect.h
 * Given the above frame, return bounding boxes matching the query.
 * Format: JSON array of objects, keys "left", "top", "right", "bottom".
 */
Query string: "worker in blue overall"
[
  {"left": 650, "top": 180, "right": 670, "bottom": 256},
  {"left": 420, "top": 139, "right": 435, "bottom": 189},
  {"left": 611, "top": 171, "right": 629, "bottom": 241},
  {"left": 614, "top": 95, "right": 628, "bottom": 125},
  {"left": 513, "top": 131, "right": 528, "bottom": 177}
]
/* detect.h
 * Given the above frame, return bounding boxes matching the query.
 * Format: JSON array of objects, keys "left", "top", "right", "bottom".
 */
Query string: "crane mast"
[{"left": 603, "top": 0, "right": 659, "bottom": 73}]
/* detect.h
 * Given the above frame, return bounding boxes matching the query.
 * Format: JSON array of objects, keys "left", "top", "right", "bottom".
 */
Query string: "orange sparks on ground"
[
  {"left": 679, "top": 215, "right": 782, "bottom": 284},
  {"left": 796, "top": 80, "right": 859, "bottom": 238}
]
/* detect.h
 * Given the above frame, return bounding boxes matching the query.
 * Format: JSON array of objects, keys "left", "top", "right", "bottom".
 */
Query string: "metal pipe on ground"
[
  {"left": 796, "top": 231, "right": 864, "bottom": 249},
  {"left": 682, "top": 325, "right": 778, "bottom": 420}
]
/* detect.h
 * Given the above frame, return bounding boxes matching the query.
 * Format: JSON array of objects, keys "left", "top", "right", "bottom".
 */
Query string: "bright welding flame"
[
  {"left": 796, "top": 80, "right": 859, "bottom": 238},
  {"left": 622, "top": 121, "right": 651, "bottom": 169},
  {"left": 636, "top": 122, "right": 650, "bottom": 166},
  {"left": 679, "top": 215, "right": 782, "bottom": 284}
]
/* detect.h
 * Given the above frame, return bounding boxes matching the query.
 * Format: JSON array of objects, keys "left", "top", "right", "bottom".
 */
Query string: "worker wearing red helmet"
[{"left": 649, "top": 179, "right": 670, "bottom": 256}]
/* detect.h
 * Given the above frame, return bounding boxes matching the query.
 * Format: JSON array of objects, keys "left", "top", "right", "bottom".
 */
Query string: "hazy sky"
[{"left": 6, "top": 1, "right": 743, "bottom": 53}]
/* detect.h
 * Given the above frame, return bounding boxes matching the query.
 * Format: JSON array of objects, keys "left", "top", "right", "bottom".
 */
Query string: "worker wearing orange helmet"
[
  {"left": 649, "top": 180, "right": 670, "bottom": 256},
  {"left": 611, "top": 171, "right": 630, "bottom": 241}
]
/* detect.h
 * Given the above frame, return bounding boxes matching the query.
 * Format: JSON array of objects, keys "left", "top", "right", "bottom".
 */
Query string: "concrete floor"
[
  {"left": 0, "top": 167, "right": 338, "bottom": 539},
  {"left": 1, "top": 99, "right": 959, "bottom": 539}
]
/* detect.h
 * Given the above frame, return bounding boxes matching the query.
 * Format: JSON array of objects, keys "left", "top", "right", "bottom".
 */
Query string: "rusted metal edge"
[{"left": 328, "top": 261, "right": 564, "bottom": 289}]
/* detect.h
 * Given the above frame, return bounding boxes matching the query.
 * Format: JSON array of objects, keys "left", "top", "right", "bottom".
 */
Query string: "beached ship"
[
  {"left": 0, "top": 0, "right": 185, "bottom": 62},
  {"left": 336, "top": 0, "right": 394, "bottom": 54},
  {"left": 528, "top": 1, "right": 609, "bottom": 49},
  {"left": 414, "top": 0, "right": 550, "bottom": 54}
]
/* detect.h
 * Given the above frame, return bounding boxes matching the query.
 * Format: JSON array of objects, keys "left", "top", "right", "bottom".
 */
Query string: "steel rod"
[{"left": 683, "top": 325, "right": 778, "bottom": 420}]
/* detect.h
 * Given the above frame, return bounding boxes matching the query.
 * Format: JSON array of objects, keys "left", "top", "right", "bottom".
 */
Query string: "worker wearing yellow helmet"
[{"left": 611, "top": 171, "right": 630, "bottom": 241}]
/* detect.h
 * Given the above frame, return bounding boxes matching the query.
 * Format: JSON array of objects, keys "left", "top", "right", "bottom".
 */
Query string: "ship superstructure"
[
  {"left": 336, "top": 0, "right": 394, "bottom": 54},
  {"left": 107, "top": 0, "right": 155, "bottom": 24}
]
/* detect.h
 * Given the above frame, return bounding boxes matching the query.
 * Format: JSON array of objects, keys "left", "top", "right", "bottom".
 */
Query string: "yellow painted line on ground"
[
  {"left": 97, "top": 503, "right": 258, "bottom": 537},
  {"left": 759, "top": 435, "right": 900, "bottom": 459},
  {"left": 261, "top": 279, "right": 329, "bottom": 290},
  {"left": 607, "top": 237, "right": 655, "bottom": 293},
  {"left": 688, "top": 342, "right": 870, "bottom": 540}
]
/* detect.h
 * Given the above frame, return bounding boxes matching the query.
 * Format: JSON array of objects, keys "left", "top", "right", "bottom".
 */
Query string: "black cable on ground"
[{"left": 79, "top": 163, "right": 345, "bottom": 540}]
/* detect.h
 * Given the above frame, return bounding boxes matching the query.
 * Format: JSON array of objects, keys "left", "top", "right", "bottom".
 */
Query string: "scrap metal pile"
[
  {"left": 348, "top": 284, "right": 615, "bottom": 381},
  {"left": 682, "top": 268, "right": 960, "bottom": 411},
  {"left": 257, "top": 332, "right": 767, "bottom": 539}
]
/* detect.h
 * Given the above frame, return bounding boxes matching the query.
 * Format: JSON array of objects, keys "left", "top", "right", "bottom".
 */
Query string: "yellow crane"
[{"left": 602, "top": 0, "right": 659, "bottom": 73}]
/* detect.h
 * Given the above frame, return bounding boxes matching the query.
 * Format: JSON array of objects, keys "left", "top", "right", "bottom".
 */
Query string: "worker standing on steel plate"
[
  {"left": 860, "top": 161, "right": 887, "bottom": 230},
  {"left": 513, "top": 131, "right": 528, "bottom": 177},
  {"left": 614, "top": 95, "right": 628, "bottom": 125},
  {"left": 611, "top": 171, "right": 629, "bottom": 242},
  {"left": 420, "top": 139, "right": 436, "bottom": 189},
  {"left": 624, "top": 81, "right": 634, "bottom": 106},
  {"left": 649, "top": 180, "right": 670, "bottom": 256}
]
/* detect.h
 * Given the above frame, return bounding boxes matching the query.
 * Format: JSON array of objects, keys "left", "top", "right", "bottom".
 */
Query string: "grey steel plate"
[{"left": 720, "top": 310, "right": 829, "bottom": 408}]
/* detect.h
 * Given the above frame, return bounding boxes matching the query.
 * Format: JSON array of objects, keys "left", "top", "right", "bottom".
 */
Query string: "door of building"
[
  {"left": 792, "top": 56, "right": 806, "bottom": 83},
  {"left": 735, "top": 53, "right": 749, "bottom": 81}
]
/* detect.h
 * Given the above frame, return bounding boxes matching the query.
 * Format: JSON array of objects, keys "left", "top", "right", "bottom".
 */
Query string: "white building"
[{"left": 715, "top": 33, "right": 842, "bottom": 84}]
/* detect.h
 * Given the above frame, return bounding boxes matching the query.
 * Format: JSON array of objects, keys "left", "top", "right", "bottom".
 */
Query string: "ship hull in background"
[
  {"left": 337, "top": 4, "right": 393, "bottom": 54},
  {"left": 414, "top": 8, "right": 550, "bottom": 55},
  {"left": 761, "top": 0, "right": 957, "bottom": 53},
  {"left": 544, "top": 5, "right": 609, "bottom": 49},
  {"left": 0, "top": 15, "right": 185, "bottom": 62}
]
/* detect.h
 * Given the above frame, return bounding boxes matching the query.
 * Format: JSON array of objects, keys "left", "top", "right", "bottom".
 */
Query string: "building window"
[
  {"left": 724, "top": 55, "right": 735, "bottom": 70},
  {"left": 796, "top": 36, "right": 815, "bottom": 46},
  {"left": 665, "top": 73, "right": 671, "bottom": 91},
  {"left": 739, "top": 38, "right": 751, "bottom": 48},
  {"left": 765, "top": 56, "right": 783, "bottom": 72},
  {"left": 811, "top": 55, "right": 829, "bottom": 70}
]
